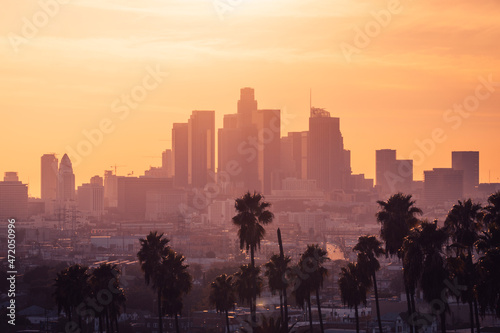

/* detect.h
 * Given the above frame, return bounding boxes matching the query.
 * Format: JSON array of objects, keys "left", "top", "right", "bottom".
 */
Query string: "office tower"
[
  {"left": 307, "top": 108, "right": 351, "bottom": 191},
  {"left": 452, "top": 151, "right": 479, "bottom": 194},
  {"left": 424, "top": 168, "right": 463, "bottom": 205},
  {"left": 188, "top": 110, "right": 215, "bottom": 188},
  {"left": 237, "top": 87, "right": 258, "bottom": 128},
  {"left": 104, "top": 170, "right": 118, "bottom": 207},
  {"left": 281, "top": 131, "right": 308, "bottom": 180},
  {"left": 57, "top": 154, "right": 75, "bottom": 202},
  {"left": 41, "top": 153, "right": 58, "bottom": 201},
  {"left": 376, "top": 149, "right": 413, "bottom": 195},
  {"left": 252, "top": 109, "right": 281, "bottom": 193},
  {"left": 77, "top": 181, "right": 104, "bottom": 218},
  {"left": 172, "top": 122, "right": 189, "bottom": 188},
  {"left": 117, "top": 176, "right": 174, "bottom": 220},
  {"left": 0, "top": 172, "right": 28, "bottom": 220},
  {"left": 162, "top": 149, "right": 173, "bottom": 178},
  {"left": 218, "top": 114, "right": 240, "bottom": 176}
]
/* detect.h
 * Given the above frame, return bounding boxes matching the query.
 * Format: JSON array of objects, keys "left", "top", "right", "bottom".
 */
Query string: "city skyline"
[{"left": 2, "top": 1, "right": 500, "bottom": 197}]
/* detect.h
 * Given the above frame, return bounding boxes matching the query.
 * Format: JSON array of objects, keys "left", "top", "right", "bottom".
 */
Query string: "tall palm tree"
[
  {"left": 353, "top": 236, "right": 385, "bottom": 333},
  {"left": 159, "top": 249, "right": 192, "bottom": 333},
  {"left": 376, "top": 192, "right": 422, "bottom": 333},
  {"left": 210, "top": 274, "right": 236, "bottom": 333},
  {"left": 290, "top": 263, "right": 314, "bottom": 333},
  {"left": 264, "top": 254, "right": 291, "bottom": 323},
  {"left": 53, "top": 264, "right": 90, "bottom": 329},
  {"left": 475, "top": 191, "right": 500, "bottom": 319},
  {"left": 232, "top": 191, "right": 274, "bottom": 322},
  {"left": 414, "top": 221, "right": 450, "bottom": 333},
  {"left": 445, "top": 199, "right": 482, "bottom": 333},
  {"left": 338, "top": 262, "right": 368, "bottom": 333},
  {"left": 137, "top": 231, "right": 170, "bottom": 333},
  {"left": 299, "top": 244, "right": 329, "bottom": 333},
  {"left": 234, "top": 264, "right": 263, "bottom": 323},
  {"left": 89, "top": 263, "right": 126, "bottom": 333}
]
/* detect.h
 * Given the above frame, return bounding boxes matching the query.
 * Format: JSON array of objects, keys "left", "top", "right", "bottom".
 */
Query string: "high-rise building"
[
  {"left": 281, "top": 131, "right": 308, "bottom": 180},
  {"left": 162, "top": 149, "right": 173, "bottom": 178},
  {"left": 237, "top": 87, "right": 258, "bottom": 128},
  {"left": 452, "top": 151, "right": 479, "bottom": 195},
  {"left": 104, "top": 170, "right": 118, "bottom": 207},
  {"left": 117, "top": 176, "right": 174, "bottom": 220},
  {"left": 57, "top": 154, "right": 75, "bottom": 202},
  {"left": 41, "top": 153, "right": 58, "bottom": 201},
  {"left": 77, "top": 181, "right": 104, "bottom": 219},
  {"left": 188, "top": 110, "right": 215, "bottom": 188},
  {"left": 376, "top": 149, "right": 413, "bottom": 195},
  {"left": 307, "top": 108, "right": 351, "bottom": 191},
  {"left": 424, "top": 168, "right": 463, "bottom": 205},
  {"left": 172, "top": 122, "right": 189, "bottom": 188},
  {"left": 252, "top": 109, "right": 281, "bottom": 193},
  {"left": 0, "top": 172, "right": 28, "bottom": 221}
]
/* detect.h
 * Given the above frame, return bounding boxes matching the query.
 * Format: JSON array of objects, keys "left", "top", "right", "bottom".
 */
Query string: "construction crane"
[{"left": 110, "top": 164, "right": 126, "bottom": 176}]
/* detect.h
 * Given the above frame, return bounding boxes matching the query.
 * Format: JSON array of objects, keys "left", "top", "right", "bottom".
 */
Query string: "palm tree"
[
  {"left": 159, "top": 249, "right": 192, "bottom": 333},
  {"left": 264, "top": 254, "right": 291, "bottom": 324},
  {"left": 338, "top": 262, "right": 368, "bottom": 333},
  {"left": 445, "top": 199, "right": 482, "bottom": 333},
  {"left": 89, "top": 263, "right": 126, "bottom": 333},
  {"left": 234, "top": 264, "right": 263, "bottom": 326},
  {"left": 376, "top": 192, "right": 422, "bottom": 333},
  {"left": 353, "top": 236, "right": 385, "bottom": 333},
  {"left": 299, "top": 244, "right": 329, "bottom": 333},
  {"left": 476, "top": 191, "right": 500, "bottom": 319},
  {"left": 415, "top": 221, "right": 450, "bottom": 333},
  {"left": 210, "top": 274, "right": 236, "bottom": 333},
  {"left": 290, "top": 263, "right": 314, "bottom": 333},
  {"left": 232, "top": 191, "right": 274, "bottom": 322},
  {"left": 53, "top": 264, "right": 90, "bottom": 329},
  {"left": 137, "top": 231, "right": 170, "bottom": 333},
  {"left": 240, "top": 314, "right": 295, "bottom": 333}
]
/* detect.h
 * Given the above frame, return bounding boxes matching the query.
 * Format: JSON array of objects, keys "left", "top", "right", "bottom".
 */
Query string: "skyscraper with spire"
[{"left": 57, "top": 153, "right": 75, "bottom": 202}]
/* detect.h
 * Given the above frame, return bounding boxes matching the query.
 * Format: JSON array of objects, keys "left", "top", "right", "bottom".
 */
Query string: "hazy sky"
[{"left": 1, "top": 0, "right": 500, "bottom": 197}]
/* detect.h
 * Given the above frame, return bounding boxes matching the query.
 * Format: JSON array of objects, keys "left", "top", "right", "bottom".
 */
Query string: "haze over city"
[{"left": 1, "top": 1, "right": 500, "bottom": 333}]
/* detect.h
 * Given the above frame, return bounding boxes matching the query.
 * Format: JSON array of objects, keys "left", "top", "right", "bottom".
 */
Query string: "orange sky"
[{"left": 1, "top": 0, "right": 500, "bottom": 197}]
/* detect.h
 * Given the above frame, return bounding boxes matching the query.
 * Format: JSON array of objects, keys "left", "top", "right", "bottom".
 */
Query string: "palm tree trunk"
[
  {"left": 279, "top": 289, "right": 284, "bottom": 322},
  {"left": 355, "top": 304, "right": 359, "bottom": 333},
  {"left": 307, "top": 296, "right": 314, "bottom": 333},
  {"left": 440, "top": 311, "right": 446, "bottom": 333},
  {"left": 105, "top": 309, "right": 110, "bottom": 333},
  {"left": 474, "top": 299, "right": 481, "bottom": 333},
  {"left": 225, "top": 310, "right": 231, "bottom": 333},
  {"left": 99, "top": 315, "right": 103, "bottom": 333},
  {"left": 405, "top": 284, "right": 414, "bottom": 333},
  {"left": 410, "top": 291, "right": 416, "bottom": 322},
  {"left": 158, "top": 289, "right": 163, "bottom": 333},
  {"left": 250, "top": 245, "right": 256, "bottom": 324},
  {"left": 277, "top": 228, "right": 289, "bottom": 333},
  {"left": 316, "top": 288, "right": 324, "bottom": 333},
  {"left": 373, "top": 273, "right": 383, "bottom": 333},
  {"left": 468, "top": 300, "right": 475, "bottom": 333},
  {"left": 175, "top": 313, "right": 180, "bottom": 333}
]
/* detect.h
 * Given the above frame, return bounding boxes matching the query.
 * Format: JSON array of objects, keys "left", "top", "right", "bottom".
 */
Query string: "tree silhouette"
[
  {"left": 234, "top": 264, "right": 263, "bottom": 326},
  {"left": 338, "top": 262, "right": 368, "bottom": 333},
  {"left": 137, "top": 231, "right": 170, "bottom": 333},
  {"left": 210, "top": 274, "right": 236, "bottom": 333},
  {"left": 353, "top": 236, "right": 385, "bottom": 333},
  {"left": 264, "top": 254, "right": 291, "bottom": 324},
  {"left": 232, "top": 191, "right": 273, "bottom": 323}
]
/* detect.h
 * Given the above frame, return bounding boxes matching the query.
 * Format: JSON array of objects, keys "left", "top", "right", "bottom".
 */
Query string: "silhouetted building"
[
  {"left": 452, "top": 151, "right": 479, "bottom": 195},
  {"left": 117, "top": 176, "right": 173, "bottom": 220},
  {"left": 57, "top": 154, "right": 75, "bottom": 202},
  {"left": 172, "top": 122, "right": 189, "bottom": 188},
  {"left": 237, "top": 87, "right": 258, "bottom": 128},
  {"left": 162, "top": 149, "right": 173, "bottom": 178},
  {"left": 376, "top": 149, "right": 413, "bottom": 195},
  {"left": 77, "top": 181, "right": 104, "bottom": 219},
  {"left": 307, "top": 108, "right": 351, "bottom": 191},
  {"left": 0, "top": 172, "right": 28, "bottom": 221},
  {"left": 41, "top": 153, "right": 58, "bottom": 202},
  {"left": 104, "top": 170, "right": 118, "bottom": 207},
  {"left": 424, "top": 168, "right": 463, "bottom": 205},
  {"left": 188, "top": 110, "right": 215, "bottom": 188},
  {"left": 281, "top": 131, "right": 308, "bottom": 180},
  {"left": 252, "top": 109, "right": 281, "bottom": 193},
  {"left": 145, "top": 189, "right": 187, "bottom": 221}
]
